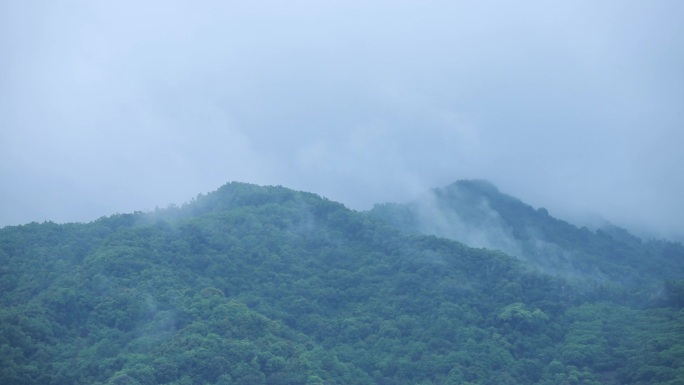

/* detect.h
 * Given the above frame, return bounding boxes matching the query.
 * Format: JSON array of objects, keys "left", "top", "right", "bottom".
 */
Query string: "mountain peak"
[
  {"left": 445, "top": 179, "right": 501, "bottom": 194},
  {"left": 369, "top": 180, "right": 684, "bottom": 288}
]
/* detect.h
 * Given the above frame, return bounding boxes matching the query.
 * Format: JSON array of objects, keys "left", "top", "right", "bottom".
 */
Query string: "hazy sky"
[{"left": 1, "top": 1, "right": 683, "bottom": 239}]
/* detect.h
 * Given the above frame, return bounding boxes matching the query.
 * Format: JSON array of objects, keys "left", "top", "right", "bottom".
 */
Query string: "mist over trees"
[
  {"left": 1, "top": 181, "right": 683, "bottom": 385},
  {"left": 370, "top": 180, "right": 684, "bottom": 291}
]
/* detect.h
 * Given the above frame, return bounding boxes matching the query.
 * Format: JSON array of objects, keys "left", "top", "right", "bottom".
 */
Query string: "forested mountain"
[
  {"left": 1, "top": 182, "right": 683, "bottom": 385},
  {"left": 370, "top": 180, "right": 684, "bottom": 293}
]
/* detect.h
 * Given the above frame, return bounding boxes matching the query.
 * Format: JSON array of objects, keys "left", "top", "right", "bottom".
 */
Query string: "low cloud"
[{"left": 1, "top": 1, "right": 682, "bottom": 239}]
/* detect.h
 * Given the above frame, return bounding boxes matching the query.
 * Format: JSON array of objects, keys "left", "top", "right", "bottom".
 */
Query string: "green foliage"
[
  {"left": 0, "top": 181, "right": 683, "bottom": 384},
  {"left": 665, "top": 280, "right": 684, "bottom": 308},
  {"left": 497, "top": 302, "right": 549, "bottom": 331},
  {"left": 369, "top": 179, "right": 684, "bottom": 297}
]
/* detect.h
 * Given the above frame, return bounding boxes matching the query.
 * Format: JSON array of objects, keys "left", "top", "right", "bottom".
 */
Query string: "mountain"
[
  {"left": 1, "top": 181, "right": 683, "bottom": 385},
  {"left": 369, "top": 179, "right": 684, "bottom": 293}
]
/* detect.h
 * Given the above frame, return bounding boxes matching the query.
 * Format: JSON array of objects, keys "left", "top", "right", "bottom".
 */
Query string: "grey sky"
[{"left": 1, "top": 1, "right": 683, "bottom": 239}]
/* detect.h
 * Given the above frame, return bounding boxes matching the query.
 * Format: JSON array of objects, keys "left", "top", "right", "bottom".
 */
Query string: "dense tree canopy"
[
  {"left": 370, "top": 180, "right": 684, "bottom": 293},
  {"left": 1, "top": 182, "right": 682, "bottom": 384}
]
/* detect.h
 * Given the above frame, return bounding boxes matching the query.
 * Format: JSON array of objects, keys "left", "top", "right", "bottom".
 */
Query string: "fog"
[
  {"left": 1, "top": 1, "right": 683, "bottom": 240},
  {"left": 405, "top": 187, "right": 611, "bottom": 282}
]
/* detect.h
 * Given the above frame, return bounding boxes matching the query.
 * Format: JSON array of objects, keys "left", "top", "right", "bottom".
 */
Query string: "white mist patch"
[
  {"left": 413, "top": 190, "right": 522, "bottom": 258},
  {"left": 383, "top": 181, "right": 618, "bottom": 283}
]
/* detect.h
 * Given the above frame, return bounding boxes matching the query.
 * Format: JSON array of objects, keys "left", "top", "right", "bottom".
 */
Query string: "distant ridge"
[{"left": 369, "top": 179, "right": 684, "bottom": 290}]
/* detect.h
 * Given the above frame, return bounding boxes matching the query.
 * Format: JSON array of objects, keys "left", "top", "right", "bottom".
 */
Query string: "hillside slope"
[
  {"left": 369, "top": 179, "right": 684, "bottom": 291},
  {"left": 1, "top": 182, "right": 683, "bottom": 385}
]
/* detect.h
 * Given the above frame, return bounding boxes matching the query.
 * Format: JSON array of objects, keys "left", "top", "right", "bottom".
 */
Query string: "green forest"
[{"left": 1, "top": 181, "right": 683, "bottom": 385}]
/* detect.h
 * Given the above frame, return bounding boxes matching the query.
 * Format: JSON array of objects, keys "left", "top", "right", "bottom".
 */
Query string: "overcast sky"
[{"left": 1, "top": 1, "right": 683, "bottom": 239}]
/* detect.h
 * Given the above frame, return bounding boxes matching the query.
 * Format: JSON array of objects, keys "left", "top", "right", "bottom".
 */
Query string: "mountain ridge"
[
  {"left": 1, "top": 180, "right": 683, "bottom": 385},
  {"left": 369, "top": 179, "right": 684, "bottom": 291}
]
